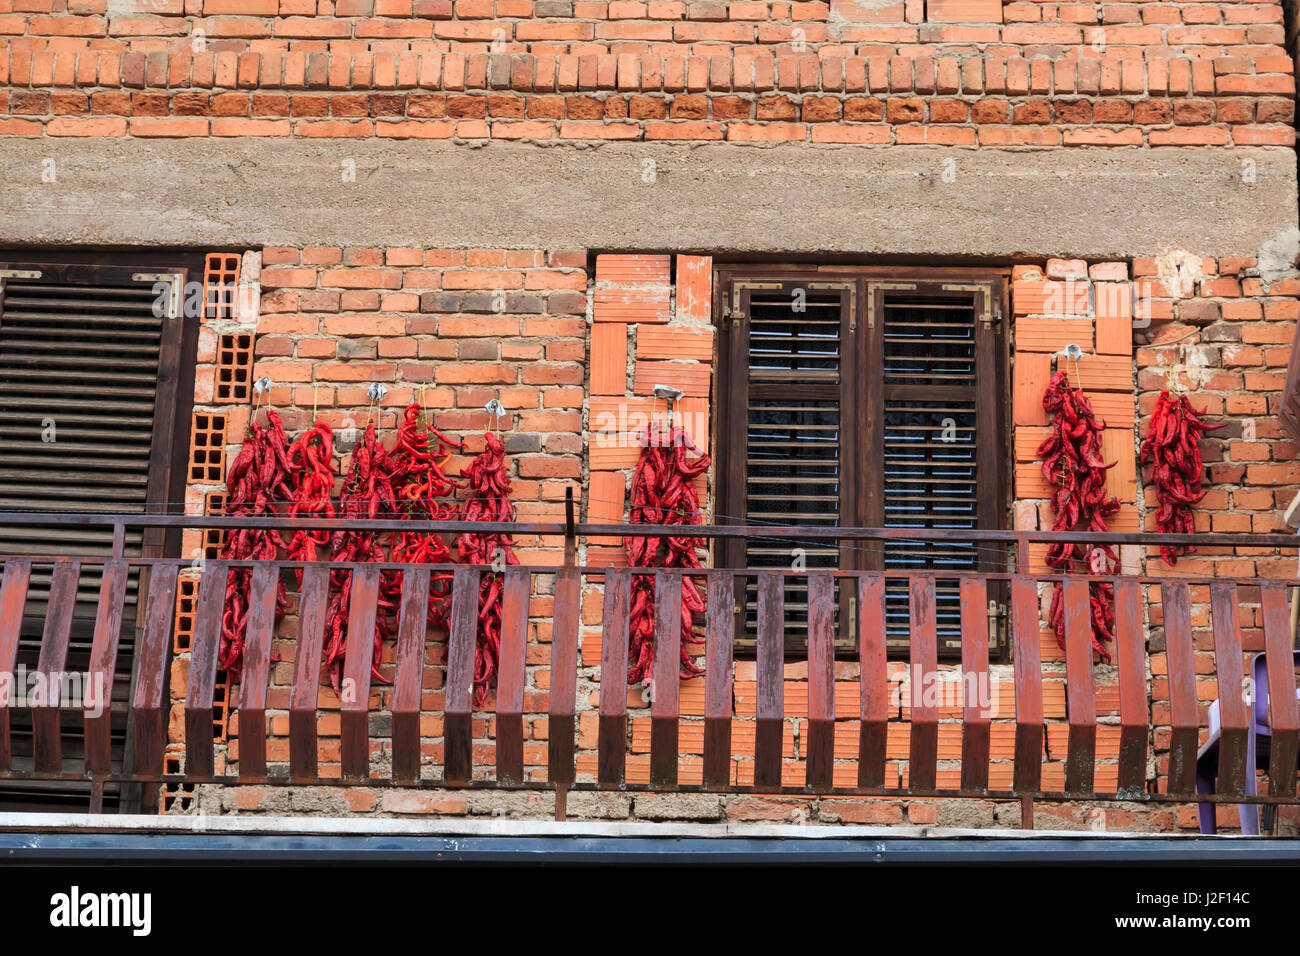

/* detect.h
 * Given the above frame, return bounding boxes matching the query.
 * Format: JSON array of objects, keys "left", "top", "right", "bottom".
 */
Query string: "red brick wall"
[
  {"left": 165, "top": 245, "right": 1300, "bottom": 834},
  {"left": 2, "top": 2, "right": 1293, "bottom": 144}
]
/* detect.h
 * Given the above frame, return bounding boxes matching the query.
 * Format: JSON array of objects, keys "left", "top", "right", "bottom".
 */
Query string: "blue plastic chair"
[{"left": 1195, "top": 650, "right": 1300, "bottom": 834}]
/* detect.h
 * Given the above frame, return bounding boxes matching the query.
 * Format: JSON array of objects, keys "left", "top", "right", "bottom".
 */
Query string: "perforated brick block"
[
  {"left": 215, "top": 331, "right": 255, "bottom": 403},
  {"left": 204, "top": 252, "right": 242, "bottom": 320},
  {"left": 189, "top": 412, "right": 227, "bottom": 484}
]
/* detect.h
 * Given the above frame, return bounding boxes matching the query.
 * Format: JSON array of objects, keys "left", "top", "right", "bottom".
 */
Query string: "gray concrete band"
[{"left": 1, "top": 139, "right": 1294, "bottom": 259}]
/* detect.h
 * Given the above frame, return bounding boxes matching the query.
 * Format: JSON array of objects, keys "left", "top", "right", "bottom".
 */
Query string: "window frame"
[{"left": 711, "top": 265, "right": 1012, "bottom": 661}]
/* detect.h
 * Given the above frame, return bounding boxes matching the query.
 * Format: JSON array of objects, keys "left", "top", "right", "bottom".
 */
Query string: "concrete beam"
[{"left": 1, "top": 139, "right": 1295, "bottom": 260}]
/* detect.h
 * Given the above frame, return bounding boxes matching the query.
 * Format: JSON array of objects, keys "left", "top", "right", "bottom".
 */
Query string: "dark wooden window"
[
  {"left": 714, "top": 268, "right": 1010, "bottom": 659},
  {"left": 0, "top": 255, "right": 198, "bottom": 811}
]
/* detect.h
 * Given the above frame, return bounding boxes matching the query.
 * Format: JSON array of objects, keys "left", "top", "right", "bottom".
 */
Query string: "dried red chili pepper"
[
  {"left": 282, "top": 420, "right": 337, "bottom": 583},
  {"left": 219, "top": 410, "right": 291, "bottom": 675},
  {"left": 457, "top": 432, "right": 518, "bottom": 706},
  {"left": 1038, "top": 371, "right": 1121, "bottom": 661},
  {"left": 1140, "top": 389, "right": 1224, "bottom": 565},
  {"left": 625, "top": 423, "right": 711, "bottom": 685},
  {"left": 388, "top": 403, "right": 462, "bottom": 627},
  {"left": 322, "top": 422, "right": 399, "bottom": 691}
]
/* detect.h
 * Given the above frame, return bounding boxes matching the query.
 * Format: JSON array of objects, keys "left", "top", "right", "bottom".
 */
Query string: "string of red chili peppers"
[
  {"left": 457, "top": 431, "right": 519, "bottom": 706},
  {"left": 625, "top": 422, "right": 712, "bottom": 685},
  {"left": 1038, "top": 369, "right": 1121, "bottom": 661},
  {"left": 388, "top": 402, "right": 463, "bottom": 629},
  {"left": 281, "top": 420, "right": 337, "bottom": 584},
  {"left": 1140, "top": 388, "right": 1223, "bottom": 565},
  {"left": 218, "top": 409, "right": 292, "bottom": 675},
  {"left": 323, "top": 422, "right": 399, "bottom": 691}
]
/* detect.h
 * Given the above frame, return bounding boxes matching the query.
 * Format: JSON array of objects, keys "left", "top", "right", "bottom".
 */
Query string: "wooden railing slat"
[
  {"left": 1209, "top": 581, "right": 1248, "bottom": 798},
  {"left": 1113, "top": 579, "right": 1147, "bottom": 798},
  {"left": 959, "top": 575, "right": 990, "bottom": 793},
  {"left": 495, "top": 566, "right": 530, "bottom": 785},
  {"left": 907, "top": 576, "right": 938, "bottom": 793},
  {"left": 805, "top": 571, "right": 835, "bottom": 793},
  {"left": 340, "top": 564, "right": 381, "bottom": 782},
  {"left": 1260, "top": 583, "right": 1299, "bottom": 798},
  {"left": 1062, "top": 578, "right": 1097, "bottom": 795},
  {"left": 235, "top": 562, "right": 279, "bottom": 781},
  {"left": 1162, "top": 580, "right": 1198, "bottom": 795},
  {"left": 547, "top": 566, "right": 580, "bottom": 787},
  {"left": 84, "top": 557, "right": 129, "bottom": 776},
  {"left": 650, "top": 570, "right": 683, "bottom": 789},
  {"left": 444, "top": 566, "right": 480, "bottom": 785},
  {"left": 1011, "top": 576, "right": 1044, "bottom": 795},
  {"left": 857, "top": 572, "right": 888, "bottom": 789},
  {"left": 32, "top": 559, "right": 80, "bottom": 773},
  {"left": 0, "top": 559, "right": 31, "bottom": 773},
  {"left": 391, "top": 566, "right": 431, "bottom": 785},
  {"left": 755, "top": 570, "right": 784, "bottom": 792},
  {"left": 597, "top": 568, "right": 630, "bottom": 788},
  {"left": 289, "top": 564, "right": 330, "bottom": 782},
  {"left": 182, "top": 562, "right": 224, "bottom": 780},
  {"left": 703, "top": 571, "right": 733, "bottom": 791}
]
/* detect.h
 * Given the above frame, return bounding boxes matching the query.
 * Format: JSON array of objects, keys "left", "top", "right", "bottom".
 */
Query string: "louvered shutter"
[
  {"left": 0, "top": 261, "right": 187, "bottom": 810},
  {"left": 865, "top": 281, "right": 1008, "bottom": 655},
  {"left": 717, "top": 271, "right": 1009, "bottom": 659},
  {"left": 721, "top": 281, "right": 857, "bottom": 655}
]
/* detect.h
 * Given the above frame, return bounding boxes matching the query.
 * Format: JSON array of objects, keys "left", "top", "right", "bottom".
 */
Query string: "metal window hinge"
[
  {"left": 133, "top": 272, "right": 182, "bottom": 319},
  {"left": 0, "top": 269, "right": 41, "bottom": 280},
  {"left": 866, "top": 282, "right": 917, "bottom": 331}
]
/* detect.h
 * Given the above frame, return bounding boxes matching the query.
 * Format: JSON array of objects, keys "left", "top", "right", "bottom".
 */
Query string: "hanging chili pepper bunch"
[
  {"left": 388, "top": 403, "right": 463, "bottom": 627},
  {"left": 281, "top": 420, "right": 337, "bottom": 583},
  {"left": 1037, "top": 370, "right": 1121, "bottom": 661},
  {"left": 457, "top": 431, "right": 519, "bottom": 706},
  {"left": 323, "top": 423, "right": 400, "bottom": 691},
  {"left": 625, "top": 422, "right": 712, "bottom": 685},
  {"left": 1140, "top": 389, "right": 1223, "bottom": 565},
  {"left": 218, "top": 410, "right": 292, "bottom": 675}
]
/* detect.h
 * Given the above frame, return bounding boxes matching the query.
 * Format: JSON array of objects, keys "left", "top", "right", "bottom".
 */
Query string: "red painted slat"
[
  {"left": 597, "top": 567, "right": 630, "bottom": 787},
  {"left": 857, "top": 572, "right": 888, "bottom": 789},
  {"left": 1260, "top": 583, "right": 1299, "bottom": 797},
  {"left": 236, "top": 562, "right": 279, "bottom": 781},
  {"left": 959, "top": 575, "right": 990, "bottom": 793},
  {"left": 391, "top": 566, "right": 431, "bottom": 785},
  {"left": 0, "top": 559, "right": 31, "bottom": 772},
  {"left": 1061, "top": 578, "right": 1097, "bottom": 795},
  {"left": 703, "top": 571, "right": 734, "bottom": 791},
  {"left": 1162, "top": 581, "right": 1198, "bottom": 795},
  {"left": 445, "top": 566, "right": 480, "bottom": 784},
  {"left": 755, "top": 570, "right": 784, "bottom": 792},
  {"left": 805, "top": 571, "right": 835, "bottom": 793},
  {"left": 1209, "top": 581, "right": 1248, "bottom": 798},
  {"left": 289, "top": 564, "right": 329, "bottom": 782},
  {"left": 340, "top": 564, "right": 381, "bottom": 782},
  {"left": 1113, "top": 579, "right": 1147, "bottom": 798},
  {"left": 1011, "top": 576, "right": 1043, "bottom": 795},
  {"left": 650, "top": 570, "right": 683, "bottom": 789},
  {"left": 908, "top": 575, "right": 938, "bottom": 793},
  {"left": 84, "top": 558, "right": 129, "bottom": 776},
  {"left": 182, "top": 563, "right": 224, "bottom": 780},
  {"left": 548, "top": 566, "right": 580, "bottom": 786},
  {"left": 495, "top": 566, "right": 529, "bottom": 785},
  {"left": 32, "top": 559, "right": 80, "bottom": 773}
]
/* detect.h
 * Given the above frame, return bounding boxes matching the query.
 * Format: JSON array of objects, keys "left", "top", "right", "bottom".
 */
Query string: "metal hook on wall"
[{"left": 652, "top": 384, "right": 684, "bottom": 437}]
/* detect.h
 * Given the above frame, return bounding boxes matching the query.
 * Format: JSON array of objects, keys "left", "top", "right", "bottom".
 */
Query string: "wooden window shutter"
[{"left": 0, "top": 260, "right": 190, "bottom": 811}]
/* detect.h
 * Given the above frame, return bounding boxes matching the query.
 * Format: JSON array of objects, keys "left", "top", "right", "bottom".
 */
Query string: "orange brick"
[
  {"left": 1101, "top": 428, "right": 1137, "bottom": 503},
  {"left": 590, "top": 323, "right": 628, "bottom": 395},
  {"left": 636, "top": 326, "right": 714, "bottom": 361},
  {"left": 927, "top": 0, "right": 1002, "bottom": 21},
  {"left": 632, "top": 361, "right": 711, "bottom": 398},
  {"left": 594, "top": 288, "right": 671, "bottom": 324},
  {"left": 1013, "top": 352, "right": 1052, "bottom": 426},
  {"left": 1073, "top": 354, "right": 1134, "bottom": 392},
  {"left": 1012, "top": 279, "right": 1091, "bottom": 317},
  {"left": 1095, "top": 282, "right": 1134, "bottom": 356},
  {"left": 1014, "top": 316, "right": 1093, "bottom": 353},
  {"left": 595, "top": 254, "right": 671, "bottom": 285},
  {"left": 675, "top": 254, "right": 712, "bottom": 322},
  {"left": 587, "top": 471, "right": 626, "bottom": 545}
]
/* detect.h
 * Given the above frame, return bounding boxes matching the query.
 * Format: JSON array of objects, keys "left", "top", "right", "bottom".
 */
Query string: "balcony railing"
[{"left": 0, "top": 508, "right": 1298, "bottom": 825}]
